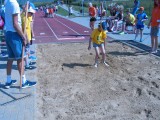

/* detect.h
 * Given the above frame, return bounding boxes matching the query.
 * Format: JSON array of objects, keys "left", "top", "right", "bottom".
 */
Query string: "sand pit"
[{"left": 35, "top": 41, "right": 160, "bottom": 120}]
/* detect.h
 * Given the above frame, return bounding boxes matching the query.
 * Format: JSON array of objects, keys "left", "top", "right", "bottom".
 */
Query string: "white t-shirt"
[{"left": 5, "top": 0, "right": 21, "bottom": 32}]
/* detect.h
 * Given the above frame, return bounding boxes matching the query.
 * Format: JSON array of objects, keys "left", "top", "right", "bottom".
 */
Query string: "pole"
[{"left": 82, "top": 0, "right": 84, "bottom": 16}]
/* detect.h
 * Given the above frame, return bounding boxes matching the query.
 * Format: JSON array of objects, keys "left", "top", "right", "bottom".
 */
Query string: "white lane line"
[
  {"left": 40, "top": 32, "right": 45, "bottom": 35},
  {"left": 59, "top": 37, "right": 85, "bottom": 40},
  {"left": 43, "top": 17, "right": 85, "bottom": 40},
  {"left": 43, "top": 18, "right": 59, "bottom": 40},
  {"left": 54, "top": 18, "right": 83, "bottom": 36},
  {"left": 36, "top": 36, "right": 55, "bottom": 38}
]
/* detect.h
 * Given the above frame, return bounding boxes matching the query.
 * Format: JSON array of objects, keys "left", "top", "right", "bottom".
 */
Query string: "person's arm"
[
  {"left": 103, "top": 32, "right": 107, "bottom": 48},
  {"left": 142, "top": 14, "right": 148, "bottom": 22},
  {"left": 13, "top": 14, "right": 26, "bottom": 45}
]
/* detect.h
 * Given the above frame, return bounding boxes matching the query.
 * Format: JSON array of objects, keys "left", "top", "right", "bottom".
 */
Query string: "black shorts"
[
  {"left": 90, "top": 17, "right": 96, "bottom": 22},
  {"left": 126, "top": 22, "right": 134, "bottom": 26}
]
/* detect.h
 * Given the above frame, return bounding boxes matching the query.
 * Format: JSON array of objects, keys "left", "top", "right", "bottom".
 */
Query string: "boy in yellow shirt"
[{"left": 88, "top": 22, "right": 109, "bottom": 68}]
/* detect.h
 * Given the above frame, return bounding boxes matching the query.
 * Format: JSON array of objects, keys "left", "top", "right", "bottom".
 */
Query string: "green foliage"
[{"left": 57, "top": 7, "right": 73, "bottom": 17}]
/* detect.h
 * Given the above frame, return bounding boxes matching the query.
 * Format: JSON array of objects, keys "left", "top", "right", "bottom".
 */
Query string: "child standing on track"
[
  {"left": 134, "top": 7, "right": 148, "bottom": 42},
  {"left": 88, "top": 22, "right": 109, "bottom": 68}
]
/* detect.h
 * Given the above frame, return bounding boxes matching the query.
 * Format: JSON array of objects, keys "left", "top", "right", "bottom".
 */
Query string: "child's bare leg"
[
  {"left": 100, "top": 44, "right": 109, "bottom": 66},
  {"left": 140, "top": 29, "right": 143, "bottom": 42},
  {"left": 99, "top": 44, "right": 106, "bottom": 62},
  {"left": 134, "top": 29, "right": 139, "bottom": 40},
  {"left": 94, "top": 47, "right": 99, "bottom": 67}
]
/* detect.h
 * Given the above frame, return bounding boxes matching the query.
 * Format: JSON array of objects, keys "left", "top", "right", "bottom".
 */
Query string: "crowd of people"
[
  {"left": 88, "top": 0, "right": 160, "bottom": 67},
  {"left": 39, "top": 4, "right": 58, "bottom": 18}
]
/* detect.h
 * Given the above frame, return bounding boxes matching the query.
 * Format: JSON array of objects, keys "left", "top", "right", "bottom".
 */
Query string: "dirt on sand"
[{"left": 35, "top": 41, "right": 160, "bottom": 120}]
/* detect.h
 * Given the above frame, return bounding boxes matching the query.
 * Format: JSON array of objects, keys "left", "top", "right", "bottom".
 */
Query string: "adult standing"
[
  {"left": 5, "top": 0, "right": 36, "bottom": 88},
  {"left": 88, "top": 2, "right": 96, "bottom": 31},
  {"left": 132, "top": 0, "right": 140, "bottom": 16},
  {"left": 148, "top": 0, "right": 160, "bottom": 53}
]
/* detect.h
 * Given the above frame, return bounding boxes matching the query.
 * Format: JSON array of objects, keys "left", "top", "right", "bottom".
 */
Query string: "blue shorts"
[
  {"left": 5, "top": 31, "right": 23, "bottom": 60},
  {"left": 93, "top": 43, "right": 104, "bottom": 48},
  {"left": 150, "top": 27, "right": 160, "bottom": 37},
  {"left": 136, "top": 24, "right": 144, "bottom": 30}
]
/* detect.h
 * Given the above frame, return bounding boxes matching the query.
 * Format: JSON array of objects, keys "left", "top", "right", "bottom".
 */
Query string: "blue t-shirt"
[
  {"left": 134, "top": 1, "right": 140, "bottom": 8},
  {"left": 136, "top": 12, "right": 148, "bottom": 25}
]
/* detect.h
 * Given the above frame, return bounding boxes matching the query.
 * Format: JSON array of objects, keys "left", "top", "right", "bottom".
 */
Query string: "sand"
[{"left": 35, "top": 41, "right": 160, "bottom": 120}]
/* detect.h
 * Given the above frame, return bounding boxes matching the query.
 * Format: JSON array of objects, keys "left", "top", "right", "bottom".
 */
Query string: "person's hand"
[{"left": 22, "top": 36, "right": 27, "bottom": 46}]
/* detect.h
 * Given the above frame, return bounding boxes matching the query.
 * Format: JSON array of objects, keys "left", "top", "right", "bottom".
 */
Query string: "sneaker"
[
  {"left": 151, "top": 50, "right": 158, "bottom": 54},
  {"left": 94, "top": 63, "right": 98, "bottom": 68},
  {"left": 30, "top": 51, "right": 35, "bottom": 54},
  {"left": 0, "top": 53, "right": 8, "bottom": 57},
  {"left": 5, "top": 80, "right": 17, "bottom": 89},
  {"left": 119, "top": 31, "right": 125, "bottom": 35},
  {"left": 29, "top": 61, "right": 36, "bottom": 65},
  {"left": 29, "top": 56, "right": 37, "bottom": 61},
  {"left": 22, "top": 80, "right": 37, "bottom": 89},
  {"left": 25, "top": 66, "right": 32, "bottom": 70},
  {"left": 104, "top": 61, "right": 109, "bottom": 67}
]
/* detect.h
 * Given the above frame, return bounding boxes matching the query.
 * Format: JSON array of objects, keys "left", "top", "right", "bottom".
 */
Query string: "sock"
[
  {"left": 26, "top": 57, "right": 29, "bottom": 67},
  {"left": 22, "top": 74, "right": 26, "bottom": 84},
  {"left": 7, "top": 75, "right": 11, "bottom": 83}
]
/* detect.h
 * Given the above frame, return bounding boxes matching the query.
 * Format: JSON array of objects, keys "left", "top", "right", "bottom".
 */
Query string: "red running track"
[{"left": 34, "top": 12, "right": 92, "bottom": 44}]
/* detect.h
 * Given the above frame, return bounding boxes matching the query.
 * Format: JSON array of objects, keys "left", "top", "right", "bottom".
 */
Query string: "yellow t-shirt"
[
  {"left": 91, "top": 28, "right": 106, "bottom": 45},
  {"left": 21, "top": 13, "right": 32, "bottom": 42},
  {"left": 128, "top": 14, "right": 135, "bottom": 25}
]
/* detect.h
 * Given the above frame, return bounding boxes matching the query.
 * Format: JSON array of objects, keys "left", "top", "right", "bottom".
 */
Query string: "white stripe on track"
[{"left": 43, "top": 17, "right": 84, "bottom": 40}]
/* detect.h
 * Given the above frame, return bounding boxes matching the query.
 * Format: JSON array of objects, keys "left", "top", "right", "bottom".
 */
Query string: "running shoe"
[
  {"left": 151, "top": 50, "right": 158, "bottom": 54},
  {"left": 22, "top": 80, "right": 37, "bottom": 89},
  {"left": 29, "top": 56, "right": 37, "bottom": 61},
  {"left": 5, "top": 80, "right": 17, "bottom": 89},
  {"left": 104, "top": 61, "right": 109, "bottom": 67},
  {"left": 94, "top": 63, "right": 98, "bottom": 68},
  {"left": 119, "top": 31, "right": 125, "bottom": 35}
]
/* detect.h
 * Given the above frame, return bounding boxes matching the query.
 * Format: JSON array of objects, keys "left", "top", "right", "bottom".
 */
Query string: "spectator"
[
  {"left": 69, "top": 6, "right": 73, "bottom": 16},
  {"left": 88, "top": 2, "right": 97, "bottom": 30},
  {"left": 148, "top": 0, "right": 160, "bottom": 53},
  {"left": 132, "top": 0, "right": 140, "bottom": 16},
  {"left": 111, "top": 5, "right": 124, "bottom": 33},
  {"left": 134, "top": 7, "right": 148, "bottom": 42}
]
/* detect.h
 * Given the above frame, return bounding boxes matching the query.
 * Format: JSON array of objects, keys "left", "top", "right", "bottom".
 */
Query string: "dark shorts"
[
  {"left": 5, "top": 31, "right": 23, "bottom": 60},
  {"left": 151, "top": 27, "right": 160, "bottom": 37},
  {"left": 126, "top": 22, "right": 134, "bottom": 26},
  {"left": 136, "top": 24, "right": 144, "bottom": 30},
  {"left": 90, "top": 17, "right": 96, "bottom": 22}
]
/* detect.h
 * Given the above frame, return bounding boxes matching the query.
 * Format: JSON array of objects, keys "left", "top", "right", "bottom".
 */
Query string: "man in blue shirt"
[{"left": 134, "top": 7, "right": 148, "bottom": 42}]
